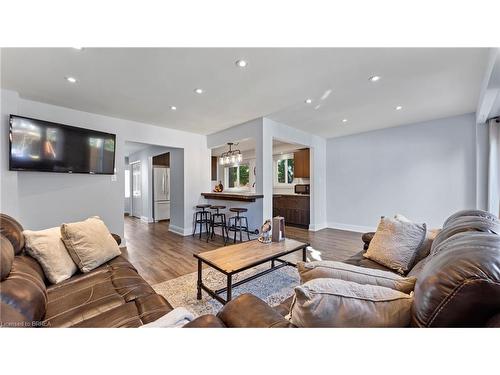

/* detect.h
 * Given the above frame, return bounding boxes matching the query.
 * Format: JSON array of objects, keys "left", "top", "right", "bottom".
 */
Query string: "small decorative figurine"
[
  {"left": 214, "top": 180, "right": 224, "bottom": 192},
  {"left": 258, "top": 219, "right": 272, "bottom": 244}
]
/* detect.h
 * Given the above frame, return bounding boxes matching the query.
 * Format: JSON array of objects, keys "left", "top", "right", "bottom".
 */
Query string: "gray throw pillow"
[
  {"left": 364, "top": 216, "right": 426, "bottom": 274},
  {"left": 297, "top": 260, "right": 417, "bottom": 294},
  {"left": 289, "top": 278, "right": 413, "bottom": 328},
  {"left": 394, "top": 214, "right": 440, "bottom": 264}
]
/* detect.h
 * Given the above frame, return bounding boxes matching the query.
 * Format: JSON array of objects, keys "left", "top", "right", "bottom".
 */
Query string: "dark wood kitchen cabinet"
[
  {"left": 294, "top": 148, "right": 310, "bottom": 178},
  {"left": 273, "top": 194, "right": 310, "bottom": 228},
  {"left": 211, "top": 156, "right": 218, "bottom": 181}
]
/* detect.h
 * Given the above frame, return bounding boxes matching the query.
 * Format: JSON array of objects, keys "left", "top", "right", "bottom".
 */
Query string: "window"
[
  {"left": 124, "top": 169, "right": 130, "bottom": 198},
  {"left": 227, "top": 164, "right": 250, "bottom": 188},
  {"left": 276, "top": 158, "right": 294, "bottom": 184}
]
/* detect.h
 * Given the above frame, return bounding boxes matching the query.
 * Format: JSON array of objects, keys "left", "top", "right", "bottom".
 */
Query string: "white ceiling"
[{"left": 1, "top": 48, "right": 489, "bottom": 138}]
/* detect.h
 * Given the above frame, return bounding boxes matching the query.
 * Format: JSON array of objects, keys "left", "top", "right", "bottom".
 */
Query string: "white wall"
[
  {"left": 263, "top": 118, "right": 327, "bottom": 231},
  {"left": 0, "top": 89, "right": 210, "bottom": 238},
  {"left": 326, "top": 113, "right": 477, "bottom": 231},
  {"left": 207, "top": 117, "right": 327, "bottom": 231}
]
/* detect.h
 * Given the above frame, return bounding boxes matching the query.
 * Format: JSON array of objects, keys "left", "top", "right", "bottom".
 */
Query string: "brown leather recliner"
[
  {"left": 0, "top": 214, "right": 173, "bottom": 328},
  {"left": 186, "top": 210, "right": 500, "bottom": 328}
]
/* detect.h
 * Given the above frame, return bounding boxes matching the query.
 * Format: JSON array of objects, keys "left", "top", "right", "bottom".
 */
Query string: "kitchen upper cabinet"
[{"left": 294, "top": 148, "right": 310, "bottom": 178}]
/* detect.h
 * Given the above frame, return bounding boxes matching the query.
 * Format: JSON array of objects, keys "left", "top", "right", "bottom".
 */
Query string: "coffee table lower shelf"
[{"left": 194, "top": 241, "right": 309, "bottom": 305}]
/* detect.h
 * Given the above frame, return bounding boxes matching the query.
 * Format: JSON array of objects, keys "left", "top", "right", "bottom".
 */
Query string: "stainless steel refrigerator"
[{"left": 153, "top": 166, "right": 170, "bottom": 221}]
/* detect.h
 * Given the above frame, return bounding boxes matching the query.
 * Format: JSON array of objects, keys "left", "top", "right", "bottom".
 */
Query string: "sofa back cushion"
[
  {"left": 0, "top": 213, "right": 25, "bottom": 255},
  {"left": 412, "top": 232, "right": 500, "bottom": 327},
  {"left": 1, "top": 235, "right": 15, "bottom": 281},
  {"left": 61, "top": 217, "right": 121, "bottom": 273}
]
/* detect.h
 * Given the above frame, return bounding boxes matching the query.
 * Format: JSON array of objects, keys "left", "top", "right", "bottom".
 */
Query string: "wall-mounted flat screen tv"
[{"left": 9, "top": 115, "right": 116, "bottom": 174}]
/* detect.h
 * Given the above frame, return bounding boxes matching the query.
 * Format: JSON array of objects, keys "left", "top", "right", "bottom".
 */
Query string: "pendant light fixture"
[{"left": 219, "top": 142, "right": 243, "bottom": 166}]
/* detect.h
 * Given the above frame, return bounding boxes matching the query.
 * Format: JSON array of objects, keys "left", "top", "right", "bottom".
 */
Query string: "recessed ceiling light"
[
  {"left": 194, "top": 88, "right": 204, "bottom": 94},
  {"left": 170, "top": 106, "right": 177, "bottom": 111},
  {"left": 305, "top": 98, "right": 312, "bottom": 104},
  {"left": 235, "top": 59, "right": 248, "bottom": 68},
  {"left": 72, "top": 47, "right": 84, "bottom": 50},
  {"left": 395, "top": 105, "right": 403, "bottom": 111},
  {"left": 369, "top": 75, "right": 381, "bottom": 82},
  {"left": 342, "top": 118, "right": 348, "bottom": 123},
  {"left": 65, "top": 76, "right": 77, "bottom": 83}
]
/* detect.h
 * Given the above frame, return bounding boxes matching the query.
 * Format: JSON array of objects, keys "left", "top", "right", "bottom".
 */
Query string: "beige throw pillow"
[
  {"left": 364, "top": 216, "right": 426, "bottom": 274},
  {"left": 289, "top": 278, "right": 413, "bottom": 328},
  {"left": 61, "top": 217, "right": 121, "bottom": 273},
  {"left": 24, "top": 227, "right": 78, "bottom": 284},
  {"left": 297, "top": 260, "right": 417, "bottom": 294}
]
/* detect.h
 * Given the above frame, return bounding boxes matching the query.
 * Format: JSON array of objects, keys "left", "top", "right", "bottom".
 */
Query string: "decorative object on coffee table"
[
  {"left": 194, "top": 238, "right": 309, "bottom": 304},
  {"left": 272, "top": 216, "right": 285, "bottom": 242},
  {"left": 258, "top": 219, "right": 272, "bottom": 243}
]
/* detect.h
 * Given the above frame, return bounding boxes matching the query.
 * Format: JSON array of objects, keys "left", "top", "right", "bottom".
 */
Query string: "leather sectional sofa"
[
  {"left": 186, "top": 211, "right": 500, "bottom": 328},
  {"left": 1, "top": 214, "right": 173, "bottom": 328}
]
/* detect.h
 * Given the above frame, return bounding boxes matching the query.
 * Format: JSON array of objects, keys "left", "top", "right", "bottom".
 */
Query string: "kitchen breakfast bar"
[{"left": 200, "top": 192, "right": 264, "bottom": 238}]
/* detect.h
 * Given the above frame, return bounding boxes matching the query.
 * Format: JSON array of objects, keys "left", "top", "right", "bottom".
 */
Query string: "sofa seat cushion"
[
  {"left": 44, "top": 256, "right": 173, "bottom": 327},
  {"left": 343, "top": 250, "right": 396, "bottom": 272}
]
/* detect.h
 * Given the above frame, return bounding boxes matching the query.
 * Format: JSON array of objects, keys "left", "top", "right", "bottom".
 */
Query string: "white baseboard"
[
  {"left": 327, "top": 222, "right": 376, "bottom": 233},
  {"left": 169, "top": 224, "right": 204, "bottom": 236},
  {"left": 308, "top": 222, "right": 327, "bottom": 231}
]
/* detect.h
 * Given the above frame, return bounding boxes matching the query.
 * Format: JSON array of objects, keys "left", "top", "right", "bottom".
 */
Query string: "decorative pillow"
[
  {"left": 23, "top": 227, "right": 77, "bottom": 284},
  {"left": 364, "top": 216, "right": 426, "bottom": 274},
  {"left": 289, "top": 278, "right": 413, "bottom": 327},
  {"left": 297, "top": 260, "right": 417, "bottom": 294},
  {"left": 394, "top": 214, "right": 439, "bottom": 264},
  {"left": 60, "top": 217, "right": 121, "bottom": 273}
]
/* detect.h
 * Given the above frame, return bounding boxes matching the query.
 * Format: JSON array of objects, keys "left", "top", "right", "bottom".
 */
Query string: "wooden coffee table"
[{"left": 194, "top": 238, "right": 309, "bottom": 304}]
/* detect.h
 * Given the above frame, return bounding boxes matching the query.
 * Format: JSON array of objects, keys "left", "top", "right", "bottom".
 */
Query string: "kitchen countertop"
[{"left": 201, "top": 192, "right": 264, "bottom": 202}]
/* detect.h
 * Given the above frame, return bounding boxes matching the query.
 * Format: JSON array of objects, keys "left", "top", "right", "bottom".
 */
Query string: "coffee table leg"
[
  {"left": 226, "top": 274, "right": 232, "bottom": 302},
  {"left": 302, "top": 246, "right": 307, "bottom": 262},
  {"left": 197, "top": 259, "right": 202, "bottom": 300}
]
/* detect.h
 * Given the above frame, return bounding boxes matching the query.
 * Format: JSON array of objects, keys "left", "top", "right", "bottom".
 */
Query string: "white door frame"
[{"left": 130, "top": 160, "right": 142, "bottom": 219}]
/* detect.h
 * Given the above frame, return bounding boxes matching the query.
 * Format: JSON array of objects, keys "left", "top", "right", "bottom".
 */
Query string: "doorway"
[{"left": 131, "top": 161, "right": 142, "bottom": 219}]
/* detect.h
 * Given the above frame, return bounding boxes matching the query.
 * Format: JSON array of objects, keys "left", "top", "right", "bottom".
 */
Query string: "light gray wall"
[
  {"left": 326, "top": 113, "right": 477, "bottom": 231},
  {"left": 0, "top": 89, "right": 210, "bottom": 238},
  {"left": 128, "top": 145, "right": 184, "bottom": 228}
]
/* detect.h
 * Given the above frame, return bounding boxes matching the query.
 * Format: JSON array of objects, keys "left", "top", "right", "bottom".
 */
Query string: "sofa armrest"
[
  {"left": 111, "top": 233, "right": 122, "bottom": 246},
  {"left": 216, "top": 293, "right": 295, "bottom": 328},
  {"left": 361, "top": 232, "right": 375, "bottom": 250},
  {"left": 486, "top": 313, "right": 500, "bottom": 327},
  {"left": 184, "top": 314, "right": 227, "bottom": 328}
]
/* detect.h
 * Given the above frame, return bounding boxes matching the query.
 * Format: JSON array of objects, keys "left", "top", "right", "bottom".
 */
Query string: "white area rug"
[{"left": 153, "top": 264, "right": 299, "bottom": 317}]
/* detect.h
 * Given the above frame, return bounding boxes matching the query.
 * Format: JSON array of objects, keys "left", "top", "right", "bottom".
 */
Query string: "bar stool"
[
  {"left": 208, "top": 205, "right": 229, "bottom": 243},
  {"left": 192, "top": 204, "right": 211, "bottom": 240},
  {"left": 227, "top": 207, "right": 251, "bottom": 243}
]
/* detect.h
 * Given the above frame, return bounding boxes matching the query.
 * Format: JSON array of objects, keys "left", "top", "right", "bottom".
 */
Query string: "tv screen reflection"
[{"left": 9, "top": 115, "right": 116, "bottom": 174}]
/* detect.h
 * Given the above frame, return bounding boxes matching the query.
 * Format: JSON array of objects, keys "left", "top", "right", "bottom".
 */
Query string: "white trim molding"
[{"left": 327, "top": 222, "right": 376, "bottom": 234}]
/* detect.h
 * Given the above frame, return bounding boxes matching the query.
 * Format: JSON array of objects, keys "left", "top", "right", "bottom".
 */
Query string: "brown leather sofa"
[
  {"left": 185, "top": 210, "right": 500, "bottom": 328},
  {"left": 1, "top": 214, "right": 173, "bottom": 328}
]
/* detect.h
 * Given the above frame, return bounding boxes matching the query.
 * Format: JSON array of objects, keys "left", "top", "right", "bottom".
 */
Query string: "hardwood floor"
[{"left": 122, "top": 216, "right": 364, "bottom": 285}]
